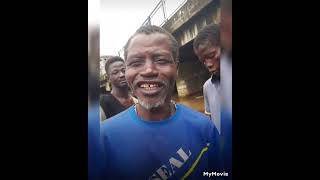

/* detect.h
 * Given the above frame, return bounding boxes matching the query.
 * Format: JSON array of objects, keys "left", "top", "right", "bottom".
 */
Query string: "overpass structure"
[{"left": 116, "top": 0, "right": 220, "bottom": 97}]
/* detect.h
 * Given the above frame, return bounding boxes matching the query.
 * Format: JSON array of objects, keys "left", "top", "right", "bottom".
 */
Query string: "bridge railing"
[
  {"left": 141, "top": 0, "right": 188, "bottom": 27},
  {"left": 118, "top": 0, "right": 188, "bottom": 56}
]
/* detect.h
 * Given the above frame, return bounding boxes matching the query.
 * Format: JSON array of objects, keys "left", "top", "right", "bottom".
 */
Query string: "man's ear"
[{"left": 106, "top": 73, "right": 110, "bottom": 81}]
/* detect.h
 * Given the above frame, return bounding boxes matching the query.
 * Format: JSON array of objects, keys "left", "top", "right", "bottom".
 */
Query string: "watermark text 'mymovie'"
[{"left": 203, "top": 171, "right": 229, "bottom": 177}]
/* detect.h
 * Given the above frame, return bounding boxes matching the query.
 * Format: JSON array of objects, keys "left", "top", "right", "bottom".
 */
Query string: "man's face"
[
  {"left": 195, "top": 43, "right": 221, "bottom": 75},
  {"left": 107, "top": 61, "right": 128, "bottom": 88},
  {"left": 125, "top": 33, "right": 177, "bottom": 110}
]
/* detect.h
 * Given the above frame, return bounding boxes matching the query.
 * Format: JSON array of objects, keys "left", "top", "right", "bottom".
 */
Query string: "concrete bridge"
[{"left": 161, "top": 0, "right": 220, "bottom": 97}]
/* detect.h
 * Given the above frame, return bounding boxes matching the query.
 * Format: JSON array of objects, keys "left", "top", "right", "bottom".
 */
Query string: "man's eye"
[
  {"left": 155, "top": 59, "right": 171, "bottom": 65},
  {"left": 112, "top": 71, "right": 118, "bottom": 75},
  {"left": 129, "top": 61, "right": 143, "bottom": 67}
]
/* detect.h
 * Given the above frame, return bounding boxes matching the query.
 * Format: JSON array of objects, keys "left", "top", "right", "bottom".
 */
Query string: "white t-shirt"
[{"left": 203, "top": 77, "right": 221, "bottom": 134}]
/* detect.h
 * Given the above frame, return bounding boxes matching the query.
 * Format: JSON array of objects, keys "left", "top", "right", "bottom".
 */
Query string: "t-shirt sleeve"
[
  {"left": 203, "top": 85, "right": 211, "bottom": 116},
  {"left": 100, "top": 95, "right": 112, "bottom": 119}
]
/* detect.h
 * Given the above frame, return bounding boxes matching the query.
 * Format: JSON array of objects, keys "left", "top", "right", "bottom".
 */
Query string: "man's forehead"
[
  {"left": 127, "top": 34, "right": 172, "bottom": 56},
  {"left": 129, "top": 33, "right": 170, "bottom": 47},
  {"left": 197, "top": 43, "right": 219, "bottom": 53},
  {"left": 133, "top": 32, "right": 168, "bottom": 39},
  {"left": 109, "top": 61, "right": 125, "bottom": 69},
  {"left": 128, "top": 49, "right": 171, "bottom": 57}
]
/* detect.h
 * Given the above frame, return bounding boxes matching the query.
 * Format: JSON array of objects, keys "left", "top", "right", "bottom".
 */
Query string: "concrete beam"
[
  {"left": 163, "top": 0, "right": 213, "bottom": 33},
  {"left": 174, "top": 2, "right": 220, "bottom": 46}
]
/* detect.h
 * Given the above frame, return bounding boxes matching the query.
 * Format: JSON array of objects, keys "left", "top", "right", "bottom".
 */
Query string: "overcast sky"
[{"left": 100, "top": 0, "right": 186, "bottom": 56}]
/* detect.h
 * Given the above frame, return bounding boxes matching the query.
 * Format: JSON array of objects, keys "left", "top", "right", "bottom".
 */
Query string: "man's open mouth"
[{"left": 136, "top": 81, "right": 165, "bottom": 95}]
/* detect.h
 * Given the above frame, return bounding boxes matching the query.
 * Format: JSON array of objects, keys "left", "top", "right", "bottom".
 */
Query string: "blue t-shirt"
[
  {"left": 101, "top": 104, "right": 221, "bottom": 180},
  {"left": 220, "top": 110, "right": 232, "bottom": 178}
]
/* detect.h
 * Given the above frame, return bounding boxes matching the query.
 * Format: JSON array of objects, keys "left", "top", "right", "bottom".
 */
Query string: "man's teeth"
[{"left": 140, "top": 84, "right": 159, "bottom": 89}]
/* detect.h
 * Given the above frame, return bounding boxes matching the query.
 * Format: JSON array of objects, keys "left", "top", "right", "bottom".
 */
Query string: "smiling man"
[
  {"left": 101, "top": 25, "right": 221, "bottom": 179},
  {"left": 100, "top": 56, "right": 137, "bottom": 120}
]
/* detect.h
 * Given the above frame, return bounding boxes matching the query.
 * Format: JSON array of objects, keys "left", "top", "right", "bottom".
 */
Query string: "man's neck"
[
  {"left": 136, "top": 100, "right": 175, "bottom": 121},
  {"left": 111, "top": 87, "right": 129, "bottom": 99},
  {"left": 211, "top": 73, "right": 220, "bottom": 84}
]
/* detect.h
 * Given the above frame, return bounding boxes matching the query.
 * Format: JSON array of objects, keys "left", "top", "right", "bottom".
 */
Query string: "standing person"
[
  {"left": 100, "top": 56, "right": 137, "bottom": 120},
  {"left": 194, "top": 21, "right": 232, "bottom": 177},
  {"left": 101, "top": 25, "right": 222, "bottom": 179},
  {"left": 193, "top": 24, "right": 221, "bottom": 134}
]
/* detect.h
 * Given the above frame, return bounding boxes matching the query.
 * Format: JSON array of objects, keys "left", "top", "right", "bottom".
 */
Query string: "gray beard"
[
  {"left": 138, "top": 97, "right": 166, "bottom": 110},
  {"left": 130, "top": 78, "right": 176, "bottom": 110}
]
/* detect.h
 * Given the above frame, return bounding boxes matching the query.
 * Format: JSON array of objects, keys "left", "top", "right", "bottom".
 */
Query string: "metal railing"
[
  {"left": 159, "top": 0, "right": 188, "bottom": 27},
  {"left": 141, "top": 0, "right": 188, "bottom": 27},
  {"left": 118, "top": 0, "right": 188, "bottom": 56}
]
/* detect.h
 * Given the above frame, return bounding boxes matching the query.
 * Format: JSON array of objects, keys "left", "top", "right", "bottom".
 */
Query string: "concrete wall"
[
  {"left": 163, "top": 0, "right": 220, "bottom": 97},
  {"left": 174, "top": 40, "right": 211, "bottom": 97},
  {"left": 163, "top": 0, "right": 213, "bottom": 33},
  {"left": 172, "top": 1, "right": 220, "bottom": 46},
  {"left": 176, "top": 60, "right": 210, "bottom": 97}
]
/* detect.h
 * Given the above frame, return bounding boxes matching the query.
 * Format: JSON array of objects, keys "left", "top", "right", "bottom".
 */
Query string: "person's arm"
[
  {"left": 204, "top": 86, "right": 211, "bottom": 119},
  {"left": 100, "top": 105, "right": 106, "bottom": 121}
]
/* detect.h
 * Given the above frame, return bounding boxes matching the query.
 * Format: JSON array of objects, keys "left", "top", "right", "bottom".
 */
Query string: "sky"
[
  {"left": 100, "top": 0, "right": 186, "bottom": 57},
  {"left": 88, "top": 0, "right": 99, "bottom": 26}
]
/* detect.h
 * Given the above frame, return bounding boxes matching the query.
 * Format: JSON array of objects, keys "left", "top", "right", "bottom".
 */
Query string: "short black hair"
[
  {"left": 193, "top": 24, "right": 220, "bottom": 53},
  {"left": 104, "top": 56, "right": 125, "bottom": 75},
  {"left": 124, "top": 25, "right": 179, "bottom": 63}
]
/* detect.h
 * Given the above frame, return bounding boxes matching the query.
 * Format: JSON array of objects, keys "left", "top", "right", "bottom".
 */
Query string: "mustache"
[{"left": 118, "top": 78, "right": 126, "bottom": 81}]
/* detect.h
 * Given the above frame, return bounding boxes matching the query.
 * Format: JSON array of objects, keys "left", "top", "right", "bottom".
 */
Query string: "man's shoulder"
[
  {"left": 203, "top": 78, "right": 212, "bottom": 89},
  {"left": 177, "top": 104, "right": 215, "bottom": 137},
  {"left": 100, "top": 93, "right": 114, "bottom": 102},
  {"left": 101, "top": 106, "right": 133, "bottom": 130},
  {"left": 177, "top": 104, "right": 211, "bottom": 123}
]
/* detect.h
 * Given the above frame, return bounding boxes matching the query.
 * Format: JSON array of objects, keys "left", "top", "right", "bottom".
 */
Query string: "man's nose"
[
  {"left": 204, "top": 59, "right": 213, "bottom": 66},
  {"left": 119, "top": 71, "right": 125, "bottom": 77},
  {"left": 140, "top": 60, "right": 158, "bottom": 77}
]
